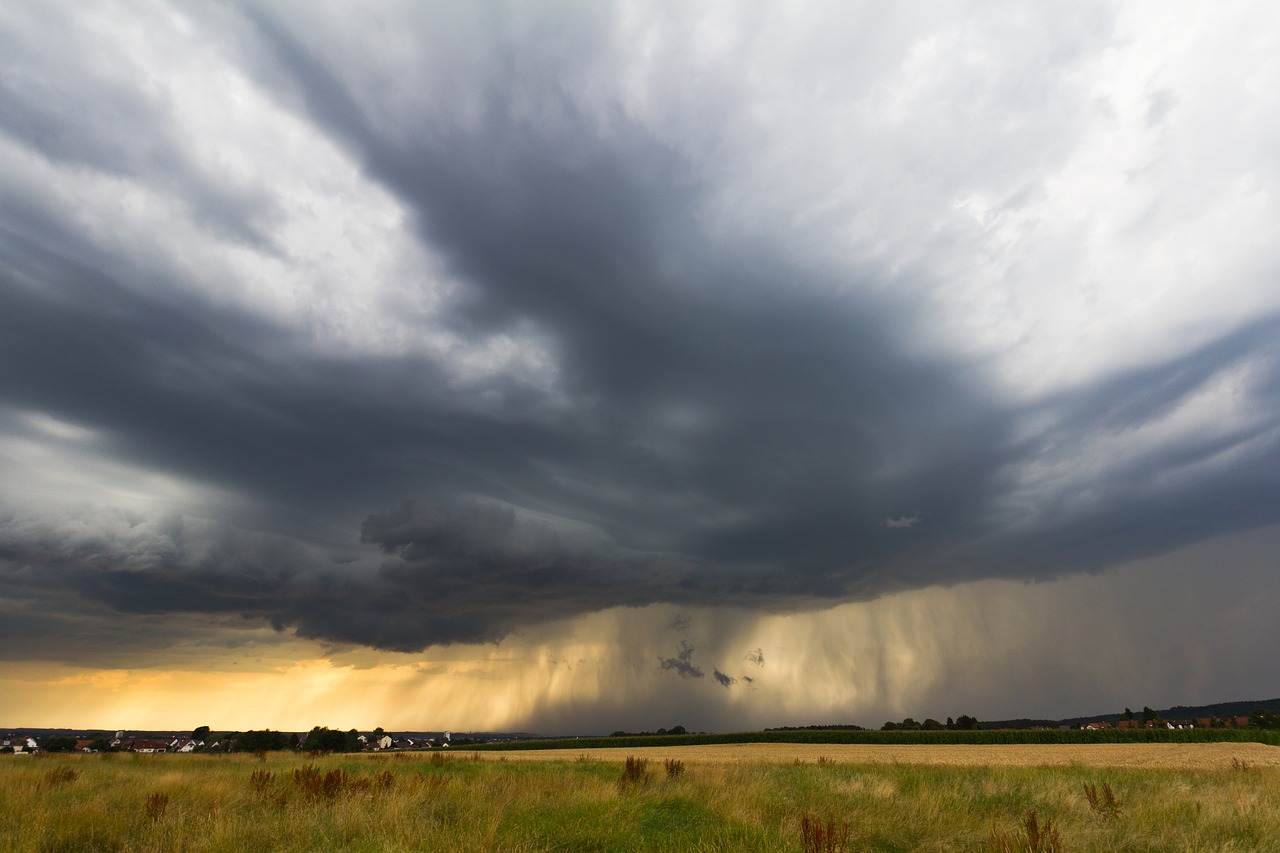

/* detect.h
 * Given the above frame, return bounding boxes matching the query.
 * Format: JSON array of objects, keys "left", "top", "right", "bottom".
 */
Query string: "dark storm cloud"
[
  {"left": 232, "top": 4, "right": 1018, "bottom": 568},
  {"left": 0, "top": 5, "right": 278, "bottom": 249},
  {"left": 2, "top": 2, "right": 1280, "bottom": 661},
  {"left": 979, "top": 317, "right": 1280, "bottom": 576}
]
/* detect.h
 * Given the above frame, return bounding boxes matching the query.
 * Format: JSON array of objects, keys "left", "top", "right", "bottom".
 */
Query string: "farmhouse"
[
  {"left": 1, "top": 735, "right": 38, "bottom": 754},
  {"left": 124, "top": 738, "right": 170, "bottom": 753}
]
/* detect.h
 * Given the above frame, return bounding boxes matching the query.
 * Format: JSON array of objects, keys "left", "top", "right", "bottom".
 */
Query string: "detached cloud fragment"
[{"left": 659, "top": 642, "right": 704, "bottom": 679}]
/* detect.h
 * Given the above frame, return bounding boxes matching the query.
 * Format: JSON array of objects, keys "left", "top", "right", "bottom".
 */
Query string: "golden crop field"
[{"left": 492, "top": 740, "right": 1280, "bottom": 770}]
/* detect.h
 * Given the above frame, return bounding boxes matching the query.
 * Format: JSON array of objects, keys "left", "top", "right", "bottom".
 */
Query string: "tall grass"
[
  {"left": 0, "top": 750, "right": 1277, "bottom": 851},
  {"left": 988, "top": 810, "right": 1062, "bottom": 852},
  {"left": 1082, "top": 781, "right": 1121, "bottom": 821},
  {"left": 800, "top": 815, "right": 849, "bottom": 852}
]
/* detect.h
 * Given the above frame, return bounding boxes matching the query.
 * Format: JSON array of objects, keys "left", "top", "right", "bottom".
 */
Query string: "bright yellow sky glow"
[{"left": 6, "top": 530, "right": 1269, "bottom": 735}]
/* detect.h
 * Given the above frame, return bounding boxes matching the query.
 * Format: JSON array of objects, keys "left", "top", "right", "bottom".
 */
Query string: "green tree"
[
  {"left": 234, "top": 730, "right": 291, "bottom": 752},
  {"left": 1250, "top": 709, "right": 1280, "bottom": 729},
  {"left": 1142, "top": 706, "right": 1157, "bottom": 724},
  {"left": 304, "top": 726, "right": 353, "bottom": 752},
  {"left": 882, "top": 718, "right": 921, "bottom": 731},
  {"left": 192, "top": 725, "right": 211, "bottom": 741},
  {"left": 43, "top": 736, "right": 78, "bottom": 753}
]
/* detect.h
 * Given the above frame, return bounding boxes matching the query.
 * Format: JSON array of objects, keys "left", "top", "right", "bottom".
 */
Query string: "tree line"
[{"left": 881, "top": 715, "right": 979, "bottom": 731}]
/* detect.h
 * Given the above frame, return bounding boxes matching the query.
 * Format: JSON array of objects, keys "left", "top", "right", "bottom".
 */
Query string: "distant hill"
[{"left": 983, "top": 698, "right": 1280, "bottom": 729}]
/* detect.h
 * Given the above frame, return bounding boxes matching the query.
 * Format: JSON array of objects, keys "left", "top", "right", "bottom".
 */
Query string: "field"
[
  {"left": 497, "top": 740, "right": 1280, "bottom": 769},
  {"left": 3, "top": 744, "right": 1279, "bottom": 851}
]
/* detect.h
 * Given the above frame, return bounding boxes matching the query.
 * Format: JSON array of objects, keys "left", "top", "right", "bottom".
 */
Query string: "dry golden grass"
[{"left": 487, "top": 741, "right": 1280, "bottom": 769}]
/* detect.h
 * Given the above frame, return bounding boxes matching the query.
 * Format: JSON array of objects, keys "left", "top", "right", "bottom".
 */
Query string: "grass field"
[{"left": 2, "top": 744, "right": 1278, "bottom": 851}]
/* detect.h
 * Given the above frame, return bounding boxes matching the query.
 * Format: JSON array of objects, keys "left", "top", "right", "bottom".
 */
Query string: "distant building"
[
  {"left": 1, "top": 736, "right": 38, "bottom": 754},
  {"left": 129, "top": 739, "right": 170, "bottom": 753}
]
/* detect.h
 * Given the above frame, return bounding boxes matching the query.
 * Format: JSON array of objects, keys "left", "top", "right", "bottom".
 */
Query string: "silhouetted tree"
[
  {"left": 234, "top": 730, "right": 291, "bottom": 752},
  {"left": 1250, "top": 709, "right": 1280, "bottom": 729},
  {"left": 43, "top": 736, "right": 77, "bottom": 753}
]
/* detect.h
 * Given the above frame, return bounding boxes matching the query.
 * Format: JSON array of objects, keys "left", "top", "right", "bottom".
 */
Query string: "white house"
[{"left": 2, "top": 736, "right": 38, "bottom": 754}]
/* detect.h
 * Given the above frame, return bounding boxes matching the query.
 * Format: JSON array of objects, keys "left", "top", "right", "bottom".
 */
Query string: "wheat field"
[{"left": 490, "top": 740, "right": 1280, "bottom": 770}]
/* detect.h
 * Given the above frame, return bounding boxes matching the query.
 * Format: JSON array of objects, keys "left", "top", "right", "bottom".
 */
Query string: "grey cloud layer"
[{"left": 2, "top": 2, "right": 1279, "bottom": 659}]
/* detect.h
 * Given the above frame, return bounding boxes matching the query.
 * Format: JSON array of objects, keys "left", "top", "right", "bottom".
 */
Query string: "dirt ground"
[{"left": 485, "top": 741, "right": 1280, "bottom": 770}]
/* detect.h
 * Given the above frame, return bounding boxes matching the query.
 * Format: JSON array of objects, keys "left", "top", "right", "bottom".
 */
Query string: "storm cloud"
[{"left": 2, "top": 0, "right": 1280, "bottom": 727}]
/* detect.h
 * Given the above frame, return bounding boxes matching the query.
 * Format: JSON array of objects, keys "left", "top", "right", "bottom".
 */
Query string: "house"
[
  {"left": 130, "top": 739, "right": 170, "bottom": 753},
  {"left": 1084, "top": 722, "right": 1111, "bottom": 730},
  {"left": 75, "top": 739, "right": 97, "bottom": 753},
  {"left": 377, "top": 735, "right": 392, "bottom": 750},
  {"left": 1, "top": 736, "right": 38, "bottom": 754},
  {"left": 169, "top": 739, "right": 202, "bottom": 753}
]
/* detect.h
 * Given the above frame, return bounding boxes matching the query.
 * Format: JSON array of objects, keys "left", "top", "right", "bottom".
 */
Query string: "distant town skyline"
[{"left": 2, "top": 0, "right": 1280, "bottom": 733}]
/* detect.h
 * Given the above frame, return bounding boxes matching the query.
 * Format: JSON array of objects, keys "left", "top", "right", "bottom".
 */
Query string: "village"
[
  {"left": 1081, "top": 715, "right": 1254, "bottom": 731},
  {"left": 5, "top": 708, "right": 1278, "bottom": 755},
  {"left": 0, "top": 729, "right": 466, "bottom": 755}
]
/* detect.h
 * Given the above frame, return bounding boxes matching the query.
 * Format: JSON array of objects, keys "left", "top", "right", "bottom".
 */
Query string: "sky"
[{"left": 1, "top": 0, "right": 1279, "bottom": 735}]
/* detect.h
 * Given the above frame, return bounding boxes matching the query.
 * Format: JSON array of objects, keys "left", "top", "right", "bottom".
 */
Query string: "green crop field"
[{"left": 2, "top": 747, "right": 1278, "bottom": 851}]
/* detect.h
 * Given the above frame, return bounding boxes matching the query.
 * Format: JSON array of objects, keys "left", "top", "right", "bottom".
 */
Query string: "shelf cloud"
[{"left": 2, "top": 0, "right": 1279, "bottom": 730}]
